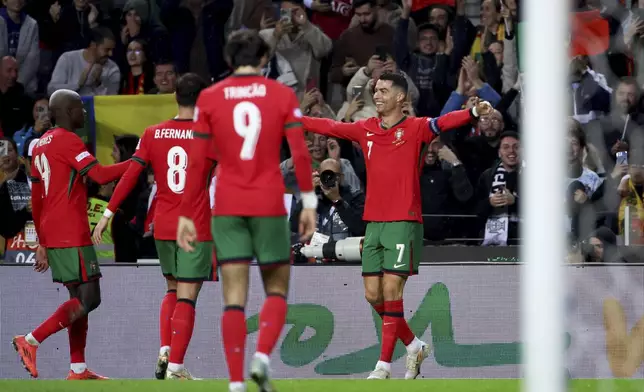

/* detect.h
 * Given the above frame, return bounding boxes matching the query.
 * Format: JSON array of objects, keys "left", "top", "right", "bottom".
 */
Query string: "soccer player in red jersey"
[
  {"left": 92, "top": 74, "right": 212, "bottom": 380},
  {"left": 176, "top": 30, "right": 317, "bottom": 392},
  {"left": 12, "top": 89, "right": 129, "bottom": 380},
  {"left": 302, "top": 72, "right": 492, "bottom": 379}
]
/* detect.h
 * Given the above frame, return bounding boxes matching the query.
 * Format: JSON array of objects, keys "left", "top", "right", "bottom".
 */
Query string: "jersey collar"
[{"left": 380, "top": 115, "right": 407, "bottom": 130}]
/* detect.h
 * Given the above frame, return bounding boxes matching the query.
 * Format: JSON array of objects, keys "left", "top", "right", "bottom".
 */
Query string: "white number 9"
[{"left": 233, "top": 101, "right": 262, "bottom": 160}]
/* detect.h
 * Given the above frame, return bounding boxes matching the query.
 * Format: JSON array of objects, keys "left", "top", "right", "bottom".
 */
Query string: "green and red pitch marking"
[{"left": 0, "top": 379, "right": 642, "bottom": 392}]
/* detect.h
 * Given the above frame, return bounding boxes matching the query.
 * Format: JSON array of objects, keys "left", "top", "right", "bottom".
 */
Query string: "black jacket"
[{"left": 290, "top": 185, "right": 367, "bottom": 239}]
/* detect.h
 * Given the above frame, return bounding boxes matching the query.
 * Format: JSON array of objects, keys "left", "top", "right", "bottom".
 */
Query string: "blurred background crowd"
[{"left": 2, "top": 0, "right": 644, "bottom": 264}]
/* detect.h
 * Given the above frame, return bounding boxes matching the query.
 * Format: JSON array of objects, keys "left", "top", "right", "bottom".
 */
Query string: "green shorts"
[
  {"left": 211, "top": 216, "right": 291, "bottom": 267},
  {"left": 47, "top": 246, "right": 101, "bottom": 285},
  {"left": 155, "top": 240, "right": 214, "bottom": 282},
  {"left": 361, "top": 221, "right": 423, "bottom": 276}
]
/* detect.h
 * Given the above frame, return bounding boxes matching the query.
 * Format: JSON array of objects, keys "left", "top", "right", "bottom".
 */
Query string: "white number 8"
[
  {"left": 167, "top": 146, "right": 187, "bottom": 194},
  {"left": 233, "top": 101, "right": 262, "bottom": 160},
  {"left": 34, "top": 153, "right": 51, "bottom": 196}
]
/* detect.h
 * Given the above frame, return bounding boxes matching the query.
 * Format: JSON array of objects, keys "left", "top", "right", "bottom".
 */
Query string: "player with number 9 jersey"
[{"left": 182, "top": 74, "right": 316, "bottom": 266}]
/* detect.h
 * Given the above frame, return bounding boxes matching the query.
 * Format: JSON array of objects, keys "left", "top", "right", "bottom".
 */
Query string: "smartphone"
[
  {"left": 280, "top": 8, "right": 292, "bottom": 23},
  {"left": 36, "top": 105, "right": 50, "bottom": 123},
  {"left": 375, "top": 45, "right": 388, "bottom": 61},
  {"left": 0, "top": 140, "right": 8, "bottom": 157},
  {"left": 352, "top": 85, "right": 364, "bottom": 98},
  {"left": 616, "top": 151, "right": 628, "bottom": 165}
]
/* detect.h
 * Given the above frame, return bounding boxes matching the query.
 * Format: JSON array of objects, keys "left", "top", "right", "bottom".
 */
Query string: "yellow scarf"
[
  {"left": 618, "top": 178, "right": 644, "bottom": 235},
  {"left": 470, "top": 24, "right": 506, "bottom": 62}
]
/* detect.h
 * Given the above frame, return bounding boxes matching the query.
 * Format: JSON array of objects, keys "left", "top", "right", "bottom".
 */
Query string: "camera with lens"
[{"left": 319, "top": 170, "right": 338, "bottom": 188}]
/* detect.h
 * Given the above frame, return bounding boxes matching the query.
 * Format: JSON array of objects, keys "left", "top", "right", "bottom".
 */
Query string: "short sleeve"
[
  {"left": 284, "top": 90, "right": 303, "bottom": 131},
  {"left": 29, "top": 155, "right": 41, "bottom": 183},
  {"left": 132, "top": 129, "right": 151, "bottom": 167},
  {"left": 193, "top": 93, "right": 212, "bottom": 138},
  {"left": 420, "top": 117, "right": 438, "bottom": 144},
  {"left": 60, "top": 132, "right": 98, "bottom": 175}
]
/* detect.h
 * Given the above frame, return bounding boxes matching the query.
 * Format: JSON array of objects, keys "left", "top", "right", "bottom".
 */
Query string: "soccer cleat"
[
  {"left": 404, "top": 342, "right": 432, "bottom": 380},
  {"left": 250, "top": 357, "right": 275, "bottom": 392},
  {"left": 155, "top": 352, "right": 169, "bottom": 380},
  {"left": 12, "top": 336, "right": 38, "bottom": 378},
  {"left": 66, "top": 369, "right": 109, "bottom": 380},
  {"left": 367, "top": 366, "right": 391, "bottom": 379},
  {"left": 166, "top": 367, "right": 195, "bottom": 380}
]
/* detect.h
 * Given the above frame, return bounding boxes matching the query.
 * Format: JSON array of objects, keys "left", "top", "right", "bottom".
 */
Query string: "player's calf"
[
  {"left": 221, "top": 263, "right": 251, "bottom": 390},
  {"left": 167, "top": 282, "right": 201, "bottom": 377}
]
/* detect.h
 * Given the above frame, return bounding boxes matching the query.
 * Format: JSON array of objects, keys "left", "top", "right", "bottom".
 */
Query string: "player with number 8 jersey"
[
  {"left": 177, "top": 30, "right": 317, "bottom": 392},
  {"left": 92, "top": 74, "right": 212, "bottom": 380}
]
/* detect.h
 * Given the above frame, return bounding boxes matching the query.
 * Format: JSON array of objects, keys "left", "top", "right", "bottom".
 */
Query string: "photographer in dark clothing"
[{"left": 291, "top": 158, "right": 366, "bottom": 241}]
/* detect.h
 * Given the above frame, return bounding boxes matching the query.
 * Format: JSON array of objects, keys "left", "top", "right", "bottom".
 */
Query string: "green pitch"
[{"left": 0, "top": 379, "right": 642, "bottom": 392}]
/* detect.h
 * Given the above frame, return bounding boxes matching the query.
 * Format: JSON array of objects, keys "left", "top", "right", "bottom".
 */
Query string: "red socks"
[
  {"left": 379, "top": 300, "right": 404, "bottom": 363},
  {"left": 160, "top": 290, "right": 177, "bottom": 349},
  {"left": 222, "top": 306, "right": 246, "bottom": 383},
  {"left": 168, "top": 299, "right": 196, "bottom": 365},
  {"left": 371, "top": 300, "right": 415, "bottom": 346},
  {"left": 32, "top": 298, "right": 83, "bottom": 343},
  {"left": 68, "top": 315, "right": 88, "bottom": 364},
  {"left": 256, "top": 294, "right": 288, "bottom": 356},
  {"left": 392, "top": 300, "right": 415, "bottom": 346}
]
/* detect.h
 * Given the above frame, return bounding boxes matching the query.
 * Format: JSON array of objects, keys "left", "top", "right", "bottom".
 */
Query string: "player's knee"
[
  {"left": 82, "top": 294, "right": 101, "bottom": 313},
  {"left": 364, "top": 288, "right": 382, "bottom": 305},
  {"left": 166, "top": 278, "right": 178, "bottom": 292},
  {"left": 382, "top": 276, "right": 404, "bottom": 301}
]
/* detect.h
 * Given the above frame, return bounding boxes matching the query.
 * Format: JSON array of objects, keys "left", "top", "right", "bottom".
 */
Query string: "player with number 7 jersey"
[{"left": 92, "top": 74, "right": 213, "bottom": 380}]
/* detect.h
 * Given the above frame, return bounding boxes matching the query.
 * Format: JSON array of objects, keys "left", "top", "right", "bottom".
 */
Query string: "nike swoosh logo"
[
  {"left": 383, "top": 322, "right": 395, "bottom": 326},
  {"left": 393, "top": 263, "right": 405, "bottom": 269},
  {"left": 366, "top": 132, "right": 374, "bottom": 136}
]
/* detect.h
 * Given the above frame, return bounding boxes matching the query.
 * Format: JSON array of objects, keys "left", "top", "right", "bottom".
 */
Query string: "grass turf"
[{"left": 0, "top": 379, "right": 642, "bottom": 392}]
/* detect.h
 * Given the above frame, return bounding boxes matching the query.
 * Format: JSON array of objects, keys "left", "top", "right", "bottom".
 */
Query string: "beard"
[{"left": 360, "top": 20, "right": 376, "bottom": 33}]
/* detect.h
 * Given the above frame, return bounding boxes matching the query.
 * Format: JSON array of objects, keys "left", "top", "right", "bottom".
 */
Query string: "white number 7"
[
  {"left": 233, "top": 101, "right": 262, "bottom": 160},
  {"left": 367, "top": 141, "right": 373, "bottom": 159},
  {"left": 396, "top": 243, "right": 405, "bottom": 263}
]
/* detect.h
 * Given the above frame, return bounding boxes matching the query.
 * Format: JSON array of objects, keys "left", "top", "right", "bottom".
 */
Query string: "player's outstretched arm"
[
  {"left": 85, "top": 161, "right": 130, "bottom": 185},
  {"left": 302, "top": 116, "right": 363, "bottom": 142},
  {"left": 428, "top": 101, "right": 493, "bottom": 135},
  {"left": 93, "top": 160, "right": 145, "bottom": 244},
  {"left": 61, "top": 132, "right": 130, "bottom": 184}
]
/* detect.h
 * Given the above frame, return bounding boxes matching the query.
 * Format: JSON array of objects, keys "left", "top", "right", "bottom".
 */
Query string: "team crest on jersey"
[{"left": 393, "top": 129, "right": 405, "bottom": 146}]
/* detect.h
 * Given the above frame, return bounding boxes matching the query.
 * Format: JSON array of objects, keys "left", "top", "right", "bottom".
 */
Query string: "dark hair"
[
  {"left": 568, "top": 119, "right": 585, "bottom": 148},
  {"left": 225, "top": 29, "right": 270, "bottom": 69},
  {"left": 89, "top": 27, "right": 115, "bottom": 45},
  {"left": 417, "top": 23, "right": 441, "bottom": 36},
  {"left": 113, "top": 134, "right": 140, "bottom": 162},
  {"left": 176, "top": 73, "right": 208, "bottom": 107},
  {"left": 378, "top": 72, "right": 408, "bottom": 95},
  {"left": 282, "top": 0, "right": 305, "bottom": 7},
  {"left": 499, "top": 131, "right": 520, "bottom": 143},
  {"left": 353, "top": 0, "right": 375, "bottom": 9},
  {"left": 154, "top": 60, "right": 176, "bottom": 71}
]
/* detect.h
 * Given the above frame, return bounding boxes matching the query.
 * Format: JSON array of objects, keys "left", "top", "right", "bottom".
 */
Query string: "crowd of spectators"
[{"left": 2, "top": 0, "right": 644, "bottom": 263}]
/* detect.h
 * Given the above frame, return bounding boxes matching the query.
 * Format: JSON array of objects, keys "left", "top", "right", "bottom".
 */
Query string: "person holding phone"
[
  {"left": 13, "top": 97, "right": 51, "bottom": 156},
  {"left": 259, "top": 0, "right": 332, "bottom": 97}
]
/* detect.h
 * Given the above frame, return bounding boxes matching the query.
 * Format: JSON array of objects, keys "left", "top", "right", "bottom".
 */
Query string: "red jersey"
[
  {"left": 182, "top": 74, "right": 314, "bottom": 218},
  {"left": 29, "top": 128, "right": 98, "bottom": 247},
  {"left": 301, "top": 110, "right": 474, "bottom": 222},
  {"left": 107, "top": 119, "right": 213, "bottom": 242}
]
